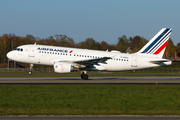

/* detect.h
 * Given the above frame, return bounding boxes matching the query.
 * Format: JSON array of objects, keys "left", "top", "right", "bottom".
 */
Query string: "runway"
[{"left": 0, "top": 77, "right": 180, "bottom": 84}]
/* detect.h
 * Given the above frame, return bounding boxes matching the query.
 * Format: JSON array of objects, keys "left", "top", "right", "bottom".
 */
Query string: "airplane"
[{"left": 7, "top": 28, "right": 172, "bottom": 80}]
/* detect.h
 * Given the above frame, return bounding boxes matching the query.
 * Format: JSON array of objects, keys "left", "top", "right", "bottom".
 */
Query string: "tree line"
[{"left": 0, "top": 33, "right": 179, "bottom": 67}]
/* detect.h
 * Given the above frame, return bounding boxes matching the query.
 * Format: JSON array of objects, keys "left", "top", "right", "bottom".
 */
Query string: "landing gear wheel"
[
  {"left": 81, "top": 74, "right": 88, "bottom": 80},
  {"left": 83, "top": 74, "right": 88, "bottom": 80},
  {"left": 28, "top": 71, "right": 32, "bottom": 75},
  {"left": 28, "top": 64, "right": 33, "bottom": 75},
  {"left": 81, "top": 74, "right": 85, "bottom": 79}
]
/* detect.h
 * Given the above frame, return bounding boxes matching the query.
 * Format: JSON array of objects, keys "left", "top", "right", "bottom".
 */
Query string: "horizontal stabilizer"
[{"left": 149, "top": 59, "right": 171, "bottom": 64}]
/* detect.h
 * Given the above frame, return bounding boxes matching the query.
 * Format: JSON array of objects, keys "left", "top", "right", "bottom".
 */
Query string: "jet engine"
[{"left": 54, "top": 62, "right": 72, "bottom": 73}]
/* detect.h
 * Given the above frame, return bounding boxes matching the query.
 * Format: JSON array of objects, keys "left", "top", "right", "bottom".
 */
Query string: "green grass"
[{"left": 1, "top": 84, "right": 180, "bottom": 115}]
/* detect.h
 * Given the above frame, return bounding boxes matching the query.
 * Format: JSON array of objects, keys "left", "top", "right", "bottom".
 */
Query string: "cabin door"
[
  {"left": 29, "top": 46, "right": 35, "bottom": 57},
  {"left": 131, "top": 56, "right": 137, "bottom": 67}
]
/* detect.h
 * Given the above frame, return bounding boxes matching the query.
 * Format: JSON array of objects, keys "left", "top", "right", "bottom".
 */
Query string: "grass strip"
[{"left": 0, "top": 84, "right": 180, "bottom": 115}]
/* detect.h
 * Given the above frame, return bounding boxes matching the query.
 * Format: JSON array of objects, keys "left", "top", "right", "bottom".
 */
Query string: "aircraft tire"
[
  {"left": 81, "top": 74, "right": 88, "bottom": 80},
  {"left": 28, "top": 71, "right": 32, "bottom": 75},
  {"left": 81, "top": 74, "right": 84, "bottom": 79},
  {"left": 83, "top": 74, "right": 88, "bottom": 80}
]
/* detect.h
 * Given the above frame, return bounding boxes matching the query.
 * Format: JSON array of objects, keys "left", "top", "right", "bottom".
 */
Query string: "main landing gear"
[
  {"left": 81, "top": 71, "right": 88, "bottom": 80},
  {"left": 28, "top": 64, "right": 33, "bottom": 75}
]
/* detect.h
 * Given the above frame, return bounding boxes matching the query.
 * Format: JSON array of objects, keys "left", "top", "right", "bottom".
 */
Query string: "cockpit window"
[{"left": 15, "top": 48, "right": 23, "bottom": 52}]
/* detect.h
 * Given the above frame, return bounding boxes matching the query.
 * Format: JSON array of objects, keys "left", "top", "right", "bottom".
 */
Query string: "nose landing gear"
[{"left": 28, "top": 64, "right": 33, "bottom": 75}]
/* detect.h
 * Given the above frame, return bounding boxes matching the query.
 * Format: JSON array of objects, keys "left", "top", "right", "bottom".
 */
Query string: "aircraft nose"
[{"left": 7, "top": 51, "right": 14, "bottom": 60}]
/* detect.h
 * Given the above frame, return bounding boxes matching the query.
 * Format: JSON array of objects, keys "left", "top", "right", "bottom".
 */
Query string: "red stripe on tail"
[{"left": 153, "top": 40, "right": 169, "bottom": 55}]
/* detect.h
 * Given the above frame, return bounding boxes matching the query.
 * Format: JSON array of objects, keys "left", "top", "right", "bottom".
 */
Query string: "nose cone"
[{"left": 7, "top": 51, "right": 14, "bottom": 60}]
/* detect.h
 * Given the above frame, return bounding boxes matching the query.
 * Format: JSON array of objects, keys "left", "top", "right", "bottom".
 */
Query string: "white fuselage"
[{"left": 7, "top": 44, "right": 171, "bottom": 72}]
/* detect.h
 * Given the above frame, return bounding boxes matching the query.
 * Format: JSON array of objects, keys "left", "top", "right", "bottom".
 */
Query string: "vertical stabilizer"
[{"left": 136, "top": 28, "right": 172, "bottom": 58}]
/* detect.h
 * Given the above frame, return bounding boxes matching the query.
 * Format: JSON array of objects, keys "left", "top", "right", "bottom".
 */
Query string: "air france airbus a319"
[{"left": 7, "top": 28, "right": 172, "bottom": 80}]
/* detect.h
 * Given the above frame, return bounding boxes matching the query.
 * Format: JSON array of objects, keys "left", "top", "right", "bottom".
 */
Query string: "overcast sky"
[{"left": 0, "top": 0, "right": 179, "bottom": 45}]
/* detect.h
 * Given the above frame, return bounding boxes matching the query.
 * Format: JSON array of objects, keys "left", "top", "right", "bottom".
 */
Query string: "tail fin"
[{"left": 136, "top": 28, "right": 172, "bottom": 58}]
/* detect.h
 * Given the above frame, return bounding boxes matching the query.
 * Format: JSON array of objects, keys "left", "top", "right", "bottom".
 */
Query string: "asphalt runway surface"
[{"left": 0, "top": 77, "right": 180, "bottom": 84}]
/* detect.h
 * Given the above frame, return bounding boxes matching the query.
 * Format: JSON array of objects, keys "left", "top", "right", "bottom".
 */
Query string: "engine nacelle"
[{"left": 54, "top": 62, "right": 72, "bottom": 73}]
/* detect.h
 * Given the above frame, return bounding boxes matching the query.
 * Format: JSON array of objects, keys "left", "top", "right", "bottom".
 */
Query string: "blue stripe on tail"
[
  {"left": 147, "top": 30, "right": 172, "bottom": 54},
  {"left": 141, "top": 28, "right": 170, "bottom": 53}
]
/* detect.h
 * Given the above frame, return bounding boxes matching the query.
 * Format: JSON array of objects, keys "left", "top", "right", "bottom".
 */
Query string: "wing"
[
  {"left": 74, "top": 57, "right": 111, "bottom": 67},
  {"left": 52, "top": 56, "right": 113, "bottom": 69}
]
